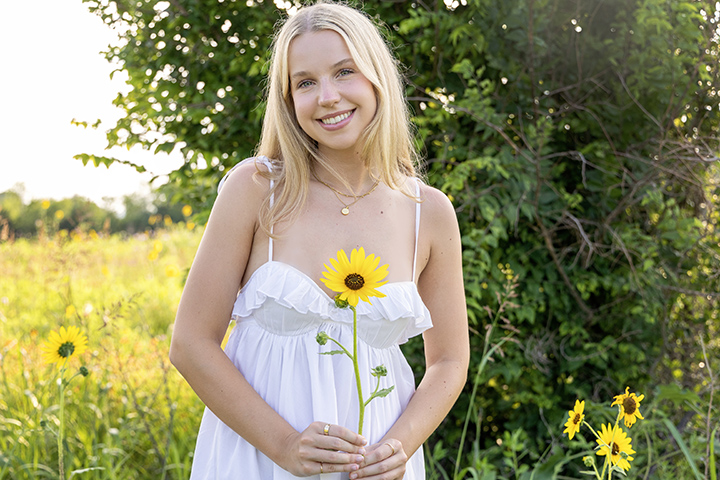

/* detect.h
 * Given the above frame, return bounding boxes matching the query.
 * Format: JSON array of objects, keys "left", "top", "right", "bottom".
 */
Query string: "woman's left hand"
[{"left": 350, "top": 439, "right": 407, "bottom": 479}]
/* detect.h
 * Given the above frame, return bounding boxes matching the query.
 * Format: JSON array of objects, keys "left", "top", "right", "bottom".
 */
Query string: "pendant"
[{"left": 341, "top": 207, "right": 350, "bottom": 215}]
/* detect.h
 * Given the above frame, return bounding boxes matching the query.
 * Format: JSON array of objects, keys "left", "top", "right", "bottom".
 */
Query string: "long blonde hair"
[{"left": 255, "top": 1, "right": 421, "bottom": 235}]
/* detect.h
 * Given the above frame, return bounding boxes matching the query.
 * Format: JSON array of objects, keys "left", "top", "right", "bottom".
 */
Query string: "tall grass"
[
  {"left": 1, "top": 227, "right": 717, "bottom": 479},
  {"left": 0, "top": 227, "right": 204, "bottom": 479}
]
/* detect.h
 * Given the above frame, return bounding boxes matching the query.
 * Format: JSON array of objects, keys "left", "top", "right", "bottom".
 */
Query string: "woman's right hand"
[{"left": 279, "top": 422, "right": 368, "bottom": 477}]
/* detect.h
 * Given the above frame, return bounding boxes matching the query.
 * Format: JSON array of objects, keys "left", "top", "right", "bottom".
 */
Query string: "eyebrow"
[{"left": 290, "top": 58, "right": 355, "bottom": 80}]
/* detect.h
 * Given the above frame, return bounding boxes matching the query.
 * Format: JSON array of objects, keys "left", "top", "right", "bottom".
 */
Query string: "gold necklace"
[{"left": 312, "top": 170, "right": 380, "bottom": 216}]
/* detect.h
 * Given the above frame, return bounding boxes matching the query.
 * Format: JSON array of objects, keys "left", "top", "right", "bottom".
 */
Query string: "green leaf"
[
  {"left": 655, "top": 384, "right": 701, "bottom": 407},
  {"left": 662, "top": 419, "right": 703, "bottom": 480},
  {"left": 366, "top": 386, "right": 396, "bottom": 406},
  {"left": 373, "top": 386, "right": 395, "bottom": 398}
]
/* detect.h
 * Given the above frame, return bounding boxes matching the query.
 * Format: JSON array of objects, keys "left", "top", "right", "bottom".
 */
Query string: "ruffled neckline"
[{"left": 231, "top": 261, "right": 433, "bottom": 343}]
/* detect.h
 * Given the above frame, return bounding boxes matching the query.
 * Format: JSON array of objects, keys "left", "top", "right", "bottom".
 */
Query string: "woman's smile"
[{"left": 318, "top": 109, "right": 355, "bottom": 128}]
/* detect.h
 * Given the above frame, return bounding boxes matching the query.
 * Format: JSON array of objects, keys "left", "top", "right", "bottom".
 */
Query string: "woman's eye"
[
  {"left": 338, "top": 68, "right": 354, "bottom": 77},
  {"left": 297, "top": 80, "right": 313, "bottom": 89}
]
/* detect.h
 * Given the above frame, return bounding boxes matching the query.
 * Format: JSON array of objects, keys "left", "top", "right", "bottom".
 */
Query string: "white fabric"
[{"left": 190, "top": 158, "right": 431, "bottom": 479}]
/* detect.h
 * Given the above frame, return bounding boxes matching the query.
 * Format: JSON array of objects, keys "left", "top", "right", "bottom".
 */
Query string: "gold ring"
[
  {"left": 385, "top": 442, "right": 396, "bottom": 456},
  {"left": 320, "top": 462, "right": 324, "bottom": 474},
  {"left": 323, "top": 424, "right": 330, "bottom": 435}
]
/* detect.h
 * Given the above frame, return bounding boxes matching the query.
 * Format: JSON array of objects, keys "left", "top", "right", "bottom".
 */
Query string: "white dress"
[{"left": 189, "top": 158, "right": 432, "bottom": 479}]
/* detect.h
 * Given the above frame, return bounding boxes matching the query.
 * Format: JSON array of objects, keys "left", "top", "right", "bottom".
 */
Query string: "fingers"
[
  {"left": 283, "top": 422, "right": 369, "bottom": 476},
  {"left": 314, "top": 421, "right": 368, "bottom": 453},
  {"left": 294, "top": 422, "right": 367, "bottom": 475},
  {"left": 351, "top": 439, "right": 407, "bottom": 479}
]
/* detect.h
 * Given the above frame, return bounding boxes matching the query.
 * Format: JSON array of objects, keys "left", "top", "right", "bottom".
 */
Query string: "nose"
[{"left": 318, "top": 79, "right": 340, "bottom": 107}]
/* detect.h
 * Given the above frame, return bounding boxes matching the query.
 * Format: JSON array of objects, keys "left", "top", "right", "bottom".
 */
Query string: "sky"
[{"left": 0, "top": 0, "right": 183, "bottom": 212}]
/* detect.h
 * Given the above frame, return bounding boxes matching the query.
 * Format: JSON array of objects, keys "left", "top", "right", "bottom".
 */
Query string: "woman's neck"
[{"left": 312, "top": 153, "right": 375, "bottom": 194}]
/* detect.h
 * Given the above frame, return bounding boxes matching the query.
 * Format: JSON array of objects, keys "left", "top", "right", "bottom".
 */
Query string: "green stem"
[
  {"left": 599, "top": 455, "right": 609, "bottom": 480},
  {"left": 365, "top": 376, "right": 381, "bottom": 407},
  {"left": 583, "top": 420, "right": 601, "bottom": 441},
  {"left": 327, "top": 337, "right": 353, "bottom": 360},
  {"left": 350, "top": 306, "right": 365, "bottom": 435},
  {"left": 58, "top": 363, "right": 66, "bottom": 480}
]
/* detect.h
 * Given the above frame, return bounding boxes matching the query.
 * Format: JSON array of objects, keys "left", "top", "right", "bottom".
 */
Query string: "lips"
[{"left": 318, "top": 110, "right": 354, "bottom": 125}]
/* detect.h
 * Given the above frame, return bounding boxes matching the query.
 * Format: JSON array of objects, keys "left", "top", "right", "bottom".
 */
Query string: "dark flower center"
[
  {"left": 611, "top": 442, "right": 619, "bottom": 456},
  {"left": 58, "top": 342, "right": 75, "bottom": 358},
  {"left": 622, "top": 397, "right": 637, "bottom": 415},
  {"left": 345, "top": 273, "right": 365, "bottom": 291},
  {"left": 573, "top": 413, "right": 581, "bottom": 424}
]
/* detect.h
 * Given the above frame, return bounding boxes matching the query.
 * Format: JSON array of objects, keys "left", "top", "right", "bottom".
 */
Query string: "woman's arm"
[
  {"left": 169, "top": 162, "right": 367, "bottom": 476},
  {"left": 354, "top": 185, "right": 470, "bottom": 479}
]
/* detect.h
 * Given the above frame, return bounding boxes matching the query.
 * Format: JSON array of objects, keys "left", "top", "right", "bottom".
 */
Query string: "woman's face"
[{"left": 287, "top": 30, "right": 377, "bottom": 159}]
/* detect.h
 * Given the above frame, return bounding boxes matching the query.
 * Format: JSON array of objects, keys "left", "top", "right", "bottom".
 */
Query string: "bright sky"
[{"left": 0, "top": 0, "right": 183, "bottom": 212}]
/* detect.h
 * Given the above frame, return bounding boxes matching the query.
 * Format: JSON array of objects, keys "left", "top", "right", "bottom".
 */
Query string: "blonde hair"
[{"left": 255, "top": 1, "right": 421, "bottom": 235}]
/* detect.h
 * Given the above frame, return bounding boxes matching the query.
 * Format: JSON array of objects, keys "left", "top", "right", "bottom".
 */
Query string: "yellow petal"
[
  {"left": 338, "top": 249, "right": 351, "bottom": 269},
  {"left": 328, "top": 257, "right": 342, "bottom": 274},
  {"left": 345, "top": 291, "right": 359, "bottom": 306}
]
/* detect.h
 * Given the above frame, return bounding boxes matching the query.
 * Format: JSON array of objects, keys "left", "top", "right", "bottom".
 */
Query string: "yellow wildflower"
[
  {"left": 611, "top": 387, "right": 645, "bottom": 428},
  {"left": 563, "top": 399, "right": 585, "bottom": 440},
  {"left": 595, "top": 423, "right": 635, "bottom": 471},
  {"left": 41, "top": 326, "right": 88, "bottom": 368},
  {"left": 321, "top": 248, "right": 388, "bottom": 306}
]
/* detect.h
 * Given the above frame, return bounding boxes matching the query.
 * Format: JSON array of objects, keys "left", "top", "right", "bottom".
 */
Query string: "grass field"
[
  {"left": 0, "top": 227, "right": 205, "bottom": 479},
  {"left": 1, "top": 227, "right": 716, "bottom": 480}
]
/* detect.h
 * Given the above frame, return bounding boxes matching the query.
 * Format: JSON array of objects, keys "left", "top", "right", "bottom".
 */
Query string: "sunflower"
[
  {"left": 563, "top": 399, "right": 585, "bottom": 440},
  {"left": 41, "top": 326, "right": 88, "bottom": 368},
  {"left": 321, "top": 248, "right": 389, "bottom": 306},
  {"left": 595, "top": 423, "right": 635, "bottom": 471},
  {"left": 611, "top": 386, "right": 645, "bottom": 428}
]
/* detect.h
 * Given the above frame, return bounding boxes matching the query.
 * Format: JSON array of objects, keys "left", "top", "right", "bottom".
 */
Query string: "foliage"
[
  {"left": 0, "top": 228, "right": 204, "bottom": 479},
  {"left": 398, "top": 0, "right": 720, "bottom": 476},
  {"left": 77, "top": 0, "right": 720, "bottom": 477},
  {"left": 0, "top": 186, "right": 193, "bottom": 238}
]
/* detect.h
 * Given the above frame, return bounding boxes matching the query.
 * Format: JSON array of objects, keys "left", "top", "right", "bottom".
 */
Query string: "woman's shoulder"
[
  {"left": 216, "top": 157, "right": 277, "bottom": 204},
  {"left": 415, "top": 181, "right": 459, "bottom": 236},
  {"left": 207, "top": 157, "right": 275, "bottom": 233},
  {"left": 417, "top": 181, "right": 455, "bottom": 216},
  {"left": 218, "top": 156, "right": 274, "bottom": 194}
]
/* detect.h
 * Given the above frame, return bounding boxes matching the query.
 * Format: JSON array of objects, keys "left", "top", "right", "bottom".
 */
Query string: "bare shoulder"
[
  {"left": 216, "top": 158, "right": 272, "bottom": 202},
  {"left": 412, "top": 181, "right": 461, "bottom": 281},
  {"left": 418, "top": 182, "right": 458, "bottom": 231},
  {"left": 205, "top": 158, "right": 273, "bottom": 238}
]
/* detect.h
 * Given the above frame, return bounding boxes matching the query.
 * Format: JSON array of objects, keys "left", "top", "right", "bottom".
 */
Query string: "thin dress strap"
[
  {"left": 268, "top": 187, "right": 275, "bottom": 262},
  {"left": 261, "top": 157, "right": 275, "bottom": 262},
  {"left": 412, "top": 180, "right": 421, "bottom": 282}
]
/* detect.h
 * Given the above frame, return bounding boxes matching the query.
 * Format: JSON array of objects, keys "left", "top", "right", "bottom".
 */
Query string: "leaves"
[
  {"left": 319, "top": 350, "right": 345, "bottom": 356},
  {"left": 365, "top": 386, "right": 395, "bottom": 406}
]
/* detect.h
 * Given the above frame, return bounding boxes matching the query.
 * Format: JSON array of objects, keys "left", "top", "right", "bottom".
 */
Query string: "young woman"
[{"left": 169, "top": 2, "right": 469, "bottom": 479}]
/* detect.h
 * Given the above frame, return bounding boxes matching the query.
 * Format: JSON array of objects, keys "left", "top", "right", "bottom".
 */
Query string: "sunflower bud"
[
  {"left": 333, "top": 296, "right": 350, "bottom": 309},
  {"left": 582, "top": 456, "right": 594, "bottom": 467},
  {"left": 79, "top": 366, "right": 89, "bottom": 377},
  {"left": 316, "top": 332, "right": 330, "bottom": 346},
  {"left": 371, "top": 365, "right": 388, "bottom": 377}
]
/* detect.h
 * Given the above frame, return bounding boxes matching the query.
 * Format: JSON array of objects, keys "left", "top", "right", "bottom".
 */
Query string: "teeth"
[{"left": 321, "top": 111, "right": 351, "bottom": 125}]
